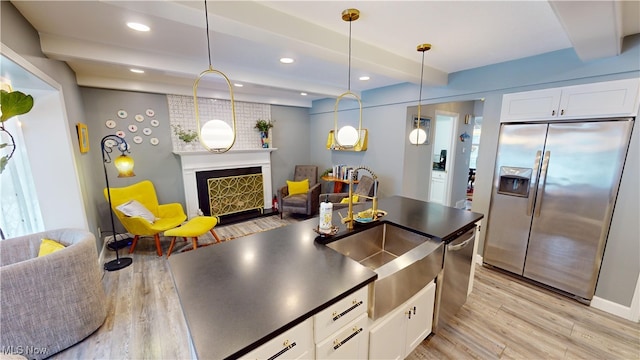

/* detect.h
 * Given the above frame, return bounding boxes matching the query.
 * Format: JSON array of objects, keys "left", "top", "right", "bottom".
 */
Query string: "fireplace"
[
  {"left": 196, "top": 167, "right": 264, "bottom": 216},
  {"left": 175, "top": 149, "right": 275, "bottom": 219}
]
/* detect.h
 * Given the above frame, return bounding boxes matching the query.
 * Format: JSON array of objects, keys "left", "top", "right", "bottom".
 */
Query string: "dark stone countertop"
[{"left": 168, "top": 195, "right": 483, "bottom": 359}]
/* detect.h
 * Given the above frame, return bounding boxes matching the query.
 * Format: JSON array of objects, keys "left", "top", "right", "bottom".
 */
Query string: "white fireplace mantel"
[{"left": 175, "top": 148, "right": 277, "bottom": 218}]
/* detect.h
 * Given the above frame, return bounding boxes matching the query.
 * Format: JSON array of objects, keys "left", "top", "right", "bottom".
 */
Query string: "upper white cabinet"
[{"left": 501, "top": 78, "right": 640, "bottom": 121}]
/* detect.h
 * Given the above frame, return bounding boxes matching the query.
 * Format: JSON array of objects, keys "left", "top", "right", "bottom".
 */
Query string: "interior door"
[
  {"left": 483, "top": 123, "right": 548, "bottom": 274},
  {"left": 523, "top": 120, "right": 633, "bottom": 300}
]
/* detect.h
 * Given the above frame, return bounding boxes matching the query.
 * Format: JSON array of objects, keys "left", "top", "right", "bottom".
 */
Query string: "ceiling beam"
[{"left": 549, "top": 0, "right": 623, "bottom": 62}]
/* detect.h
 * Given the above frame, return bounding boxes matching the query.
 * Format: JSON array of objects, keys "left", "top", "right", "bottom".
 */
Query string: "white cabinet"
[
  {"left": 501, "top": 78, "right": 640, "bottom": 121},
  {"left": 241, "top": 318, "right": 314, "bottom": 360},
  {"left": 429, "top": 171, "right": 447, "bottom": 205},
  {"left": 369, "top": 281, "right": 437, "bottom": 360},
  {"left": 315, "top": 313, "right": 369, "bottom": 360}
]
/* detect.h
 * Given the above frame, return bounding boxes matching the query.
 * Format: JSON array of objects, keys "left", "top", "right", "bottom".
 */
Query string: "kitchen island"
[{"left": 168, "top": 195, "right": 483, "bottom": 359}]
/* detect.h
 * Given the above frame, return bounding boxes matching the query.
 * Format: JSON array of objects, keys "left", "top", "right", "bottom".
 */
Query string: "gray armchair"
[
  {"left": 0, "top": 228, "right": 107, "bottom": 360},
  {"left": 278, "top": 165, "right": 321, "bottom": 218},
  {"left": 320, "top": 175, "right": 378, "bottom": 210}
]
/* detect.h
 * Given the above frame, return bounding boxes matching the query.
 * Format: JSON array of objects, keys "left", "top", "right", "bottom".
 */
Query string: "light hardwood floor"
[{"left": 53, "top": 222, "right": 639, "bottom": 359}]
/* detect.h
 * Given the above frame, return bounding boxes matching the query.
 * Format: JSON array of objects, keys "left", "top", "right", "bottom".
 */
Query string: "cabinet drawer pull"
[
  {"left": 332, "top": 327, "right": 363, "bottom": 350},
  {"left": 552, "top": 110, "right": 556, "bottom": 116},
  {"left": 267, "top": 341, "right": 296, "bottom": 360},
  {"left": 561, "top": 109, "right": 565, "bottom": 115},
  {"left": 332, "top": 300, "right": 363, "bottom": 322}
]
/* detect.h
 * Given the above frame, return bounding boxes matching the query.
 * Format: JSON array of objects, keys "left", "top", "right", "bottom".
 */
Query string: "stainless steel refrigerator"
[{"left": 483, "top": 118, "right": 634, "bottom": 303}]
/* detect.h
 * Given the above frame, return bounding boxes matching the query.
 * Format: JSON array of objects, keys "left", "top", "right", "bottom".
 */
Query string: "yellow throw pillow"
[
  {"left": 339, "top": 195, "right": 360, "bottom": 204},
  {"left": 287, "top": 179, "right": 310, "bottom": 195},
  {"left": 38, "top": 238, "right": 66, "bottom": 257}
]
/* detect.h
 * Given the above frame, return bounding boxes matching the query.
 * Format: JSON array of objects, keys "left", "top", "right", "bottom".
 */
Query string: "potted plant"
[
  {"left": 1, "top": 90, "right": 34, "bottom": 173},
  {"left": 254, "top": 119, "right": 274, "bottom": 148},
  {"left": 254, "top": 119, "right": 274, "bottom": 132},
  {"left": 171, "top": 124, "right": 198, "bottom": 143}
]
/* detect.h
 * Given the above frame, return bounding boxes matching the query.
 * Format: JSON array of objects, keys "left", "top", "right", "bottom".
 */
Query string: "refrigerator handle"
[
  {"left": 534, "top": 151, "right": 551, "bottom": 217},
  {"left": 527, "top": 150, "right": 543, "bottom": 216}
]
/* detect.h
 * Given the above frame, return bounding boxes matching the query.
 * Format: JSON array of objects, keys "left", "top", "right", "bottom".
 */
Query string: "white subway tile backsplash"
[{"left": 167, "top": 95, "right": 271, "bottom": 152}]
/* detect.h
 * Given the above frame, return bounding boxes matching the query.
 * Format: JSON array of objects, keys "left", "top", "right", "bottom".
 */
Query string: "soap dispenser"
[{"left": 319, "top": 195, "right": 333, "bottom": 233}]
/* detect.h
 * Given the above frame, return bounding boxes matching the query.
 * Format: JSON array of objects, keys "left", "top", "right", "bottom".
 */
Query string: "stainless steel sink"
[{"left": 327, "top": 222, "right": 443, "bottom": 319}]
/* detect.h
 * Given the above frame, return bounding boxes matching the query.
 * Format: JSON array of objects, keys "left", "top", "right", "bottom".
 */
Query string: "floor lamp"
[{"left": 101, "top": 135, "right": 135, "bottom": 272}]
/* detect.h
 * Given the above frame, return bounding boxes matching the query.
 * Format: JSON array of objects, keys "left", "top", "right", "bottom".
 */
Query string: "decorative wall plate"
[
  {"left": 115, "top": 130, "right": 126, "bottom": 138},
  {"left": 133, "top": 136, "right": 143, "bottom": 144},
  {"left": 105, "top": 119, "right": 116, "bottom": 129},
  {"left": 117, "top": 110, "right": 128, "bottom": 119},
  {"left": 128, "top": 124, "right": 138, "bottom": 133},
  {"left": 150, "top": 119, "right": 159, "bottom": 127},
  {"left": 104, "top": 139, "right": 117, "bottom": 148},
  {"left": 146, "top": 108, "right": 155, "bottom": 117},
  {"left": 150, "top": 137, "right": 159, "bottom": 145},
  {"left": 135, "top": 114, "right": 144, "bottom": 122},
  {"left": 142, "top": 128, "right": 152, "bottom": 136}
]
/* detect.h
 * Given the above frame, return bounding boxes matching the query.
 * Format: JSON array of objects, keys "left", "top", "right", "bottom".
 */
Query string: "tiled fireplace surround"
[{"left": 168, "top": 95, "right": 275, "bottom": 218}]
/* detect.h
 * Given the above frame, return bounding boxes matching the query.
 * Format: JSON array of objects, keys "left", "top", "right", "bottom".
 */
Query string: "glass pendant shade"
[
  {"left": 336, "top": 125, "right": 359, "bottom": 147},
  {"left": 200, "top": 119, "right": 234, "bottom": 150},
  {"left": 409, "top": 128, "right": 427, "bottom": 145},
  {"left": 114, "top": 154, "right": 135, "bottom": 177}
]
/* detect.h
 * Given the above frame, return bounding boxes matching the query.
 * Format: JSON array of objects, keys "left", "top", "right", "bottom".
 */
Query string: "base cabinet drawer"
[
  {"left": 314, "top": 286, "right": 368, "bottom": 342},
  {"left": 315, "top": 313, "right": 368, "bottom": 360},
  {"left": 241, "top": 318, "right": 314, "bottom": 360}
]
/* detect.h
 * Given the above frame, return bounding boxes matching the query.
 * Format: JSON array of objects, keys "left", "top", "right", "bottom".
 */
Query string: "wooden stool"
[{"left": 165, "top": 216, "right": 221, "bottom": 257}]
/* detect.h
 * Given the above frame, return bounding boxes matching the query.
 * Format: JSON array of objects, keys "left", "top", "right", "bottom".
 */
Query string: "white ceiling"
[{"left": 8, "top": 1, "right": 640, "bottom": 107}]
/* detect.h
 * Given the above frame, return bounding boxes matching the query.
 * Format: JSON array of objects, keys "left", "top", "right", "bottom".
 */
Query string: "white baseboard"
[{"left": 591, "top": 274, "right": 640, "bottom": 323}]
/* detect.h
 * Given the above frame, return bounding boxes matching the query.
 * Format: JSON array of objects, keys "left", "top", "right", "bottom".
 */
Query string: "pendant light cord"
[
  {"left": 348, "top": 20, "right": 352, "bottom": 91},
  {"left": 418, "top": 51, "right": 425, "bottom": 105},
  {"left": 204, "top": 0, "right": 213, "bottom": 68}
]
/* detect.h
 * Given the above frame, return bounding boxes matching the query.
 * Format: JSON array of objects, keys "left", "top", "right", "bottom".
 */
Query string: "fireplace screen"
[{"left": 207, "top": 173, "right": 264, "bottom": 216}]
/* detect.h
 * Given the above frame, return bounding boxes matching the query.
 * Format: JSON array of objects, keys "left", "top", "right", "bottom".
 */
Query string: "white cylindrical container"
[{"left": 319, "top": 201, "right": 333, "bottom": 233}]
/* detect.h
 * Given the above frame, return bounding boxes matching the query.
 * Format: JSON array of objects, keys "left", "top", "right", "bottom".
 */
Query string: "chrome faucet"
[{"left": 342, "top": 166, "right": 378, "bottom": 230}]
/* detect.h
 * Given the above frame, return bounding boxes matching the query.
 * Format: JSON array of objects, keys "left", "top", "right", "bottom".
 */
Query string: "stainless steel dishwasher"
[{"left": 435, "top": 225, "right": 476, "bottom": 330}]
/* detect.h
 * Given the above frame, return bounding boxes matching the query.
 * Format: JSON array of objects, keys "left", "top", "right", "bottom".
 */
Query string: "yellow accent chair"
[{"left": 104, "top": 180, "right": 187, "bottom": 256}]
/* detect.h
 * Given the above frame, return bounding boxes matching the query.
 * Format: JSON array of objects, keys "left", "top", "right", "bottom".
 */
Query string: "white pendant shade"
[
  {"left": 409, "top": 128, "right": 427, "bottom": 145},
  {"left": 201, "top": 119, "right": 234, "bottom": 150},
  {"left": 336, "top": 125, "right": 359, "bottom": 146}
]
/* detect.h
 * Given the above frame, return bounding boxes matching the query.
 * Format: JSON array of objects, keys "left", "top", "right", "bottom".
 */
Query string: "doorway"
[
  {"left": 402, "top": 100, "right": 482, "bottom": 208},
  {"left": 429, "top": 111, "right": 458, "bottom": 205}
]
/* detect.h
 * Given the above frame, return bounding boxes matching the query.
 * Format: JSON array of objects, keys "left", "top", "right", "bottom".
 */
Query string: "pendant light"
[
  {"left": 409, "top": 43, "right": 431, "bottom": 145},
  {"left": 332, "top": 8, "right": 364, "bottom": 149},
  {"left": 193, "top": 0, "right": 237, "bottom": 153}
]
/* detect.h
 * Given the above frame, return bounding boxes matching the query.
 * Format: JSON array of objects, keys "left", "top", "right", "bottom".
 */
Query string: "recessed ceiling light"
[
  {"left": 300, "top": 92, "right": 307, "bottom": 96},
  {"left": 234, "top": 83, "right": 243, "bottom": 87},
  {"left": 127, "top": 22, "right": 150, "bottom": 32},
  {"left": 359, "top": 76, "right": 370, "bottom": 81},
  {"left": 130, "top": 68, "right": 145, "bottom": 74},
  {"left": 280, "top": 57, "right": 295, "bottom": 64}
]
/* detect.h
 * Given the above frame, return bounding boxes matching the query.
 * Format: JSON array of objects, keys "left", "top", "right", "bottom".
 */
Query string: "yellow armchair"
[{"left": 104, "top": 180, "right": 186, "bottom": 256}]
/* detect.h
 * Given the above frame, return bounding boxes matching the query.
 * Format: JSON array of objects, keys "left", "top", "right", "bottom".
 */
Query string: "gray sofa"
[{"left": 0, "top": 229, "right": 107, "bottom": 360}]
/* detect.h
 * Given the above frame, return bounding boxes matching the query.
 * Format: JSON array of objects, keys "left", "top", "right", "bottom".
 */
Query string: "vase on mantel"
[{"left": 260, "top": 131, "right": 270, "bottom": 148}]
